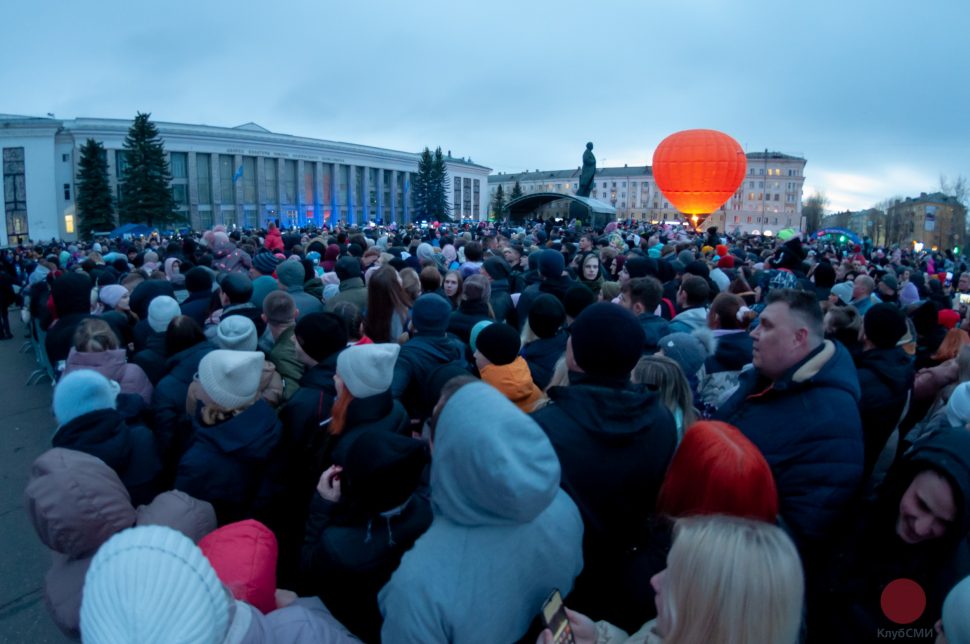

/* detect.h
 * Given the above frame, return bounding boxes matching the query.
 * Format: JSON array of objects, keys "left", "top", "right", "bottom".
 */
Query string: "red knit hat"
[
  {"left": 939, "top": 309, "right": 961, "bottom": 330},
  {"left": 717, "top": 255, "right": 735, "bottom": 269},
  {"left": 716, "top": 244, "right": 729, "bottom": 257}
]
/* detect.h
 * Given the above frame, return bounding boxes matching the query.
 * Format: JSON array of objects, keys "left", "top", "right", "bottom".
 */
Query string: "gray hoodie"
[{"left": 378, "top": 382, "right": 584, "bottom": 643}]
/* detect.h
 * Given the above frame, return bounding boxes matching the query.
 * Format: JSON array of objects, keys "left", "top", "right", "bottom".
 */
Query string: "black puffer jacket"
[
  {"left": 515, "top": 275, "right": 574, "bottom": 331},
  {"left": 447, "top": 301, "right": 492, "bottom": 345},
  {"left": 531, "top": 373, "right": 677, "bottom": 632},
  {"left": 151, "top": 341, "right": 214, "bottom": 460},
  {"left": 489, "top": 278, "right": 517, "bottom": 327},
  {"left": 51, "top": 407, "right": 163, "bottom": 507},
  {"left": 854, "top": 346, "right": 915, "bottom": 476},
  {"left": 522, "top": 333, "right": 568, "bottom": 390},
  {"left": 131, "top": 330, "right": 168, "bottom": 385},
  {"left": 391, "top": 334, "right": 467, "bottom": 420}
]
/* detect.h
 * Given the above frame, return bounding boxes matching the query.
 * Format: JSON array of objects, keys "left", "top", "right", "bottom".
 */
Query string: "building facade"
[
  {"left": 886, "top": 192, "right": 966, "bottom": 252},
  {"left": 0, "top": 114, "right": 490, "bottom": 244},
  {"left": 487, "top": 151, "right": 806, "bottom": 236}
]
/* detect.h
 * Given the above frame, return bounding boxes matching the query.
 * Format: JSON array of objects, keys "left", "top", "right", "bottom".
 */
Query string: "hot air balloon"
[{"left": 652, "top": 129, "right": 747, "bottom": 231}]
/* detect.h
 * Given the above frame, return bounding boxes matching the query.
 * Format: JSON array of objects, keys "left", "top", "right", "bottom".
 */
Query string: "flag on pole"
[{"left": 232, "top": 165, "right": 244, "bottom": 183}]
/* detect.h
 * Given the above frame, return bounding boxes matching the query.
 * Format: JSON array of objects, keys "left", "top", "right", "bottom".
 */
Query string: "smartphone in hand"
[{"left": 541, "top": 589, "right": 576, "bottom": 644}]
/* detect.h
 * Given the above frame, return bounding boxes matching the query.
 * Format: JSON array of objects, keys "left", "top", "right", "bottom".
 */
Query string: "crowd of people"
[{"left": 12, "top": 217, "right": 970, "bottom": 643}]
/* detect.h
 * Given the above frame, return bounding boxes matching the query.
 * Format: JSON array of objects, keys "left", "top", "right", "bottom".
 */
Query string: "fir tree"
[
  {"left": 117, "top": 112, "right": 179, "bottom": 228},
  {"left": 75, "top": 139, "right": 115, "bottom": 239},
  {"left": 492, "top": 184, "right": 506, "bottom": 219},
  {"left": 412, "top": 147, "right": 433, "bottom": 221},
  {"left": 510, "top": 180, "right": 524, "bottom": 201},
  {"left": 429, "top": 147, "right": 453, "bottom": 222}
]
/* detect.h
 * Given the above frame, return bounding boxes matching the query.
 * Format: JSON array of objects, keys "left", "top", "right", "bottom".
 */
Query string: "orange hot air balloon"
[{"left": 652, "top": 129, "right": 747, "bottom": 229}]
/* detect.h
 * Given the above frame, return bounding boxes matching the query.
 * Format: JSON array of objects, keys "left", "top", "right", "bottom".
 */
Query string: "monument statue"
[{"left": 577, "top": 142, "right": 596, "bottom": 197}]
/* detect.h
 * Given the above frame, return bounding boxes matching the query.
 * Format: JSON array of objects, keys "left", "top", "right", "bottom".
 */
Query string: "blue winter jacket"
[{"left": 716, "top": 340, "right": 864, "bottom": 547}]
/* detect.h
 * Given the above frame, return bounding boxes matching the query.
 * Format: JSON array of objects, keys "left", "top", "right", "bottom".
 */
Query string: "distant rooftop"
[
  {"left": 489, "top": 165, "right": 651, "bottom": 183},
  {"left": 747, "top": 151, "right": 806, "bottom": 162}
]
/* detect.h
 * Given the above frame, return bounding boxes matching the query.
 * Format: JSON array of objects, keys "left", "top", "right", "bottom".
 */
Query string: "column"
[
  {"left": 187, "top": 152, "right": 199, "bottom": 229},
  {"left": 256, "top": 157, "right": 267, "bottom": 227},
  {"left": 390, "top": 170, "right": 398, "bottom": 225},
  {"left": 403, "top": 172, "right": 411, "bottom": 224},
  {"left": 361, "top": 165, "right": 371, "bottom": 223},
  {"left": 376, "top": 169, "right": 385, "bottom": 224},
  {"left": 347, "top": 163, "right": 357, "bottom": 226},
  {"left": 329, "top": 163, "right": 338, "bottom": 228},
  {"left": 234, "top": 154, "right": 244, "bottom": 225}
]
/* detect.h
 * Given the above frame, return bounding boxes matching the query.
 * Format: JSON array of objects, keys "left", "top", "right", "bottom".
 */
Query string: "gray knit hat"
[
  {"left": 197, "top": 350, "right": 263, "bottom": 410},
  {"left": 215, "top": 316, "right": 257, "bottom": 351},
  {"left": 147, "top": 296, "right": 180, "bottom": 333},
  {"left": 336, "top": 343, "right": 400, "bottom": 398}
]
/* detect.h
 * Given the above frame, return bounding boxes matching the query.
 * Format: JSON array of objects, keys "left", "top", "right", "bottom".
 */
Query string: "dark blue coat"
[
  {"left": 151, "top": 341, "right": 215, "bottom": 460},
  {"left": 522, "top": 332, "right": 568, "bottom": 390},
  {"left": 391, "top": 334, "right": 467, "bottom": 420},
  {"left": 52, "top": 407, "right": 163, "bottom": 507},
  {"left": 175, "top": 399, "right": 283, "bottom": 526},
  {"left": 637, "top": 313, "right": 670, "bottom": 354},
  {"left": 716, "top": 340, "right": 864, "bottom": 548}
]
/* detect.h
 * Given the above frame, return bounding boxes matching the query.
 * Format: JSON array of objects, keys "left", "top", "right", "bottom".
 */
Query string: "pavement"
[{"left": 0, "top": 313, "right": 70, "bottom": 643}]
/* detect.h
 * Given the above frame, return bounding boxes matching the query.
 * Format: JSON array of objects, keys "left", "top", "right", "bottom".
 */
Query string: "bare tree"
[
  {"left": 940, "top": 174, "right": 968, "bottom": 251},
  {"left": 802, "top": 192, "right": 828, "bottom": 234}
]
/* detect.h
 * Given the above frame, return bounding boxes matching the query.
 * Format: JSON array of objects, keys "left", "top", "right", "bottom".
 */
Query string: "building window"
[
  {"left": 747, "top": 216, "right": 752, "bottom": 223},
  {"left": 242, "top": 157, "right": 256, "bottom": 205},
  {"left": 758, "top": 168, "right": 764, "bottom": 175},
  {"left": 115, "top": 151, "right": 128, "bottom": 178},
  {"left": 62, "top": 153, "right": 70, "bottom": 163},
  {"left": 305, "top": 163, "right": 317, "bottom": 206},
  {"left": 3, "top": 147, "right": 29, "bottom": 243},
  {"left": 283, "top": 160, "right": 297, "bottom": 205},
  {"left": 63, "top": 184, "right": 71, "bottom": 200},
  {"left": 170, "top": 152, "right": 188, "bottom": 179},
  {"left": 219, "top": 155, "right": 235, "bottom": 204},
  {"left": 454, "top": 177, "right": 462, "bottom": 212},
  {"left": 265, "top": 158, "right": 279, "bottom": 203},
  {"left": 473, "top": 179, "right": 480, "bottom": 218},
  {"left": 64, "top": 214, "right": 74, "bottom": 234},
  {"left": 196, "top": 154, "right": 211, "bottom": 205},
  {"left": 198, "top": 210, "right": 213, "bottom": 230},
  {"left": 463, "top": 177, "right": 472, "bottom": 217}
]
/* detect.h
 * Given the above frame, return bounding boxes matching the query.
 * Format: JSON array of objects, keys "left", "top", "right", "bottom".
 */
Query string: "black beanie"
[
  {"left": 476, "top": 323, "right": 521, "bottom": 366},
  {"left": 483, "top": 256, "right": 511, "bottom": 280},
  {"left": 529, "top": 294, "right": 566, "bottom": 339},
  {"left": 564, "top": 283, "right": 596, "bottom": 319},
  {"left": 864, "top": 303, "right": 908, "bottom": 350},
  {"left": 337, "top": 430, "right": 430, "bottom": 514},
  {"left": 625, "top": 257, "right": 654, "bottom": 279},
  {"left": 537, "top": 250, "right": 565, "bottom": 279},
  {"left": 184, "top": 266, "right": 213, "bottom": 293},
  {"left": 570, "top": 302, "right": 645, "bottom": 377},
  {"left": 295, "top": 312, "right": 348, "bottom": 362},
  {"left": 335, "top": 256, "right": 362, "bottom": 280}
]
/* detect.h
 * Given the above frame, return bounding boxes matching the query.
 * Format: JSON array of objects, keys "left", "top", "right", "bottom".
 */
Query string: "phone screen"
[
  {"left": 960, "top": 294, "right": 970, "bottom": 306},
  {"left": 947, "top": 272, "right": 954, "bottom": 281},
  {"left": 541, "top": 590, "right": 575, "bottom": 644}
]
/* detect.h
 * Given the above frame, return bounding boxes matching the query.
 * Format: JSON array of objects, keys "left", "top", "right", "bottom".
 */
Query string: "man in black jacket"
[
  {"left": 855, "top": 303, "right": 914, "bottom": 477},
  {"left": 481, "top": 256, "right": 517, "bottom": 327},
  {"left": 531, "top": 303, "right": 677, "bottom": 632},
  {"left": 392, "top": 293, "right": 468, "bottom": 422},
  {"left": 515, "top": 249, "right": 573, "bottom": 331}
]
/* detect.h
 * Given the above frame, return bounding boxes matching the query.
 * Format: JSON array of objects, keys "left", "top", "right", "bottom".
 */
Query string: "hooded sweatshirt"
[
  {"left": 24, "top": 448, "right": 216, "bottom": 638},
  {"left": 480, "top": 356, "right": 544, "bottom": 413},
  {"left": 379, "top": 382, "right": 584, "bottom": 643}
]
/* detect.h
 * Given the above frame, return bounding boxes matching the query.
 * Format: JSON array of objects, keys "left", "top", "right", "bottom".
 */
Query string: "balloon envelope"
[{"left": 652, "top": 129, "right": 747, "bottom": 223}]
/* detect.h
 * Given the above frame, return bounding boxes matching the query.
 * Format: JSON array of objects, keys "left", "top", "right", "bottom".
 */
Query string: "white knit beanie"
[
  {"left": 336, "top": 343, "right": 400, "bottom": 398},
  {"left": 943, "top": 575, "right": 970, "bottom": 644},
  {"left": 197, "top": 350, "right": 264, "bottom": 410},
  {"left": 53, "top": 370, "right": 120, "bottom": 428},
  {"left": 80, "top": 525, "right": 229, "bottom": 644},
  {"left": 147, "top": 296, "right": 180, "bottom": 333},
  {"left": 216, "top": 316, "right": 257, "bottom": 352}
]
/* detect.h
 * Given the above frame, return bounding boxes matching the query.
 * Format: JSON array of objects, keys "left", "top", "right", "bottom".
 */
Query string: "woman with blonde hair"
[
  {"left": 63, "top": 318, "right": 153, "bottom": 404},
  {"left": 399, "top": 267, "right": 421, "bottom": 303},
  {"left": 631, "top": 355, "right": 696, "bottom": 443},
  {"left": 545, "top": 515, "right": 804, "bottom": 644}
]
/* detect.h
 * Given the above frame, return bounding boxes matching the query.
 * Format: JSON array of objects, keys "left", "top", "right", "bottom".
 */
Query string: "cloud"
[{"left": 806, "top": 165, "right": 942, "bottom": 213}]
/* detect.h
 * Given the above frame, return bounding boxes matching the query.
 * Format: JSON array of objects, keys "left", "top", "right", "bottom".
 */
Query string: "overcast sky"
[{"left": 3, "top": 0, "right": 968, "bottom": 214}]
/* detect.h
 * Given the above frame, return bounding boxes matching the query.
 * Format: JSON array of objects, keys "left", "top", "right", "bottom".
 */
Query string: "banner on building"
[{"left": 925, "top": 205, "right": 937, "bottom": 232}]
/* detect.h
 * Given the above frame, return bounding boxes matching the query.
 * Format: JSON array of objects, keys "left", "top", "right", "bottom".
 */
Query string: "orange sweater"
[{"left": 480, "top": 357, "right": 544, "bottom": 413}]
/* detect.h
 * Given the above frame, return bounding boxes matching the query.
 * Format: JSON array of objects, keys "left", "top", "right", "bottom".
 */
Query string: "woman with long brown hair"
[{"left": 365, "top": 266, "right": 412, "bottom": 343}]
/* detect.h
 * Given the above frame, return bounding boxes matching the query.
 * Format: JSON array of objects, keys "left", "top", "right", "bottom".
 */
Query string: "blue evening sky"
[{"left": 2, "top": 0, "right": 968, "bottom": 213}]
